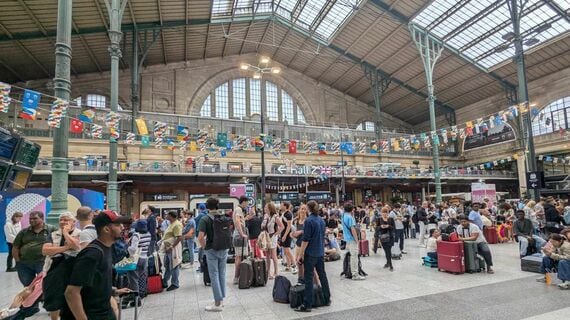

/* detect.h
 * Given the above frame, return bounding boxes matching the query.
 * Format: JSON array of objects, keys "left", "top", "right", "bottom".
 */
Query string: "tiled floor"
[{"left": 1, "top": 238, "right": 568, "bottom": 319}]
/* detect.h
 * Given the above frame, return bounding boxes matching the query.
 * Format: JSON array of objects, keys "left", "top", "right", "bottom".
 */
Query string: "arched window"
[
  {"left": 86, "top": 94, "right": 106, "bottom": 108},
  {"left": 200, "top": 77, "right": 307, "bottom": 124},
  {"left": 356, "top": 121, "right": 375, "bottom": 132},
  {"left": 532, "top": 97, "right": 570, "bottom": 136}
]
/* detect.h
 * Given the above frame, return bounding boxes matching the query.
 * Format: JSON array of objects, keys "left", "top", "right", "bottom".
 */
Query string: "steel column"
[
  {"left": 410, "top": 24, "right": 444, "bottom": 204},
  {"left": 106, "top": 0, "right": 127, "bottom": 211},
  {"left": 131, "top": 31, "right": 138, "bottom": 132},
  {"left": 363, "top": 63, "right": 391, "bottom": 141},
  {"left": 508, "top": 0, "right": 539, "bottom": 200},
  {"left": 49, "top": 0, "right": 73, "bottom": 225}
]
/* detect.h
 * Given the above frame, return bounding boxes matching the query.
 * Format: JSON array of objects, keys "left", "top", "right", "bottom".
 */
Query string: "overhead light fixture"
[
  {"left": 502, "top": 32, "right": 515, "bottom": 41},
  {"left": 240, "top": 63, "right": 249, "bottom": 70},
  {"left": 495, "top": 44, "right": 511, "bottom": 53},
  {"left": 534, "top": 23, "right": 551, "bottom": 34},
  {"left": 271, "top": 67, "right": 281, "bottom": 74},
  {"left": 253, "top": 72, "right": 262, "bottom": 79},
  {"left": 260, "top": 56, "right": 270, "bottom": 64},
  {"left": 524, "top": 38, "right": 540, "bottom": 47}
]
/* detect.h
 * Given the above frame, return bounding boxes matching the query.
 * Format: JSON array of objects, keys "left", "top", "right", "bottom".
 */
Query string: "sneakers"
[
  {"left": 558, "top": 281, "right": 570, "bottom": 290},
  {"left": 233, "top": 277, "right": 239, "bottom": 285},
  {"left": 166, "top": 285, "right": 179, "bottom": 291},
  {"left": 205, "top": 304, "right": 223, "bottom": 312},
  {"left": 284, "top": 267, "right": 291, "bottom": 272},
  {"left": 536, "top": 277, "right": 547, "bottom": 283},
  {"left": 401, "top": 251, "right": 408, "bottom": 254},
  {"left": 352, "top": 275, "right": 366, "bottom": 280}
]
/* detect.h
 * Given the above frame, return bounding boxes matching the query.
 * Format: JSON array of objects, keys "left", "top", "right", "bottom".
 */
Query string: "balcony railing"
[
  {"left": 1, "top": 107, "right": 457, "bottom": 157},
  {"left": 33, "top": 159, "right": 517, "bottom": 179}
]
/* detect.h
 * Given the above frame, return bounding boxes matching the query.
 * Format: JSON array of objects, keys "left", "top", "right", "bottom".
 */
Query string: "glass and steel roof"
[
  {"left": 412, "top": 0, "right": 570, "bottom": 70},
  {"left": 211, "top": 0, "right": 363, "bottom": 42}
]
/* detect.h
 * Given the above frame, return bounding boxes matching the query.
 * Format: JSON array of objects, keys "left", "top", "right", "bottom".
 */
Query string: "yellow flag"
[
  {"left": 135, "top": 118, "right": 148, "bottom": 135},
  {"left": 190, "top": 141, "right": 197, "bottom": 152}
]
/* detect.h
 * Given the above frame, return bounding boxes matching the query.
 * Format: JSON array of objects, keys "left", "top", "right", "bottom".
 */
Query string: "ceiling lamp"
[
  {"left": 253, "top": 72, "right": 262, "bottom": 79},
  {"left": 502, "top": 32, "right": 515, "bottom": 41},
  {"left": 495, "top": 44, "right": 511, "bottom": 53},
  {"left": 524, "top": 38, "right": 540, "bottom": 46},
  {"left": 240, "top": 63, "right": 249, "bottom": 70},
  {"left": 271, "top": 67, "right": 281, "bottom": 74},
  {"left": 260, "top": 56, "right": 270, "bottom": 64},
  {"left": 534, "top": 23, "right": 552, "bottom": 34}
]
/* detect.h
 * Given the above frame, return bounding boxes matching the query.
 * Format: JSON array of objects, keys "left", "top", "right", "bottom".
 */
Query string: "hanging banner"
[
  {"left": 471, "top": 183, "right": 496, "bottom": 206},
  {"left": 177, "top": 125, "right": 189, "bottom": 141},
  {"left": 47, "top": 99, "right": 69, "bottom": 128},
  {"left": 70, "top": 118, "right": 83, "bottom": 134},
  {"left": 126, "top": 132, "right": 136, "bottom": 145},
  {"left": 217, "top": 132, "right": 228, "bottom": 147},
  {"left": 464, "top": 123, "right": 515, "bottom": 151},
  {"left": 0, "top": 82, "right": 12, "bottom": 113},
  {"left": 288, "top": 140, "right": 297, "bottom": 154},
  {"left": 20, "top": 89, "right": 41, "bottom": 120},
  {"left": 141, "top": 135, "right": 150, "bottom": 147},
  {"left": 135, "top": 118, "right": 149, "bottom": 135},
  {"left": 79, "top": 108, "right": 95, "bottom": 123},
  {"left": 91, "top": 124, "right": 103, "bottom": 139}
]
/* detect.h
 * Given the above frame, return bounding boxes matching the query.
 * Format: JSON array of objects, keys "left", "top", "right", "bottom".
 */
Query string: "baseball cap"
[{"left": 93, "top": 210, "right": 131, "bottom": 230}]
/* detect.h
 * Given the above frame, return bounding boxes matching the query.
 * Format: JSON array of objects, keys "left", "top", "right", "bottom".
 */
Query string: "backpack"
[
  {"left": 272, "top": 275, "right": 291, "bottom": 303},
  {"left": 340, "top": 252, "right": 367, "bottom": 279},
  {"left": 208, "top": 214, "right": 233, "bottom": 251},
  {"left": 412, "top": 212, "right": 419, "bottom": 224},
  {"left": 112, "top": 238, "right": 129, "bottom": 264},
  {"left": 257, "top": 231, "right": 272, "bottom": 251}
]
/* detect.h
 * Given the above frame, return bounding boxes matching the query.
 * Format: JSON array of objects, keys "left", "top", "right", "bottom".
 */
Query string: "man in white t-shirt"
[
  {"left": 76, "top": 206, "right": 97, "bottom": 249},
  {"left": 456, "top": 214, "right": 494, "bottom": 274}
]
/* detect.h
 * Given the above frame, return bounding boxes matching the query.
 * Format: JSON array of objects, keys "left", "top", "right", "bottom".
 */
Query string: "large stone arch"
[{"left": 187, "top": 67, "right": 317, "bottom": 123}]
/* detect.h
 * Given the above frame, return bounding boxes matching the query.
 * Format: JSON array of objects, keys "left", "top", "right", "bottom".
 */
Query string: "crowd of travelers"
[{"left": 2, "top": 194, "right": 570, "bottom": 319}]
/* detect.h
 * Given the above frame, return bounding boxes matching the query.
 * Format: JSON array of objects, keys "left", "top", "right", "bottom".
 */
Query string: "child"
[{"left": 426, "top": 229, "right": 440, "bottom": 260}]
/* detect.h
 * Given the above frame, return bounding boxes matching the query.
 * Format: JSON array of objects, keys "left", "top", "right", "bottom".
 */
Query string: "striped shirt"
[{"left": 130, "top": 232, "right": 152, "bottom": 258}]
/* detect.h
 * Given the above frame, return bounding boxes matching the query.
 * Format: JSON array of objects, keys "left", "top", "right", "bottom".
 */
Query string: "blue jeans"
[
  {"left": 303, "top": 255, "right": 331, "bottom": 309},
  {"left": 540, "top": 256, "right": 558, "bottom": 274},
  {"left": 16, "top": 261, "right": 44, "bottom": 286},
  {"left": 163, "top": 252, "right": 180, "bottom": 287},
  {"left": 517, "top": 235, "right": 547, "bottom": 256},
  {"left": 395, "top": 229, "right": 404, "bottom": 251},
  {"left": 558, "top": 260, "right": 570, "bottom": 281},
  {"left": 186, "top": 239, "right": 195, "bottom": 263},
  {"left": 205, "top": 249, "right": 228, "bottom": 303}
]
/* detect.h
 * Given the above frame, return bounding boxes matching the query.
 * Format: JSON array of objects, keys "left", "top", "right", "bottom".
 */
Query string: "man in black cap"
[{"left": 62, "top": 210, "right": 131, "bottom": 320}]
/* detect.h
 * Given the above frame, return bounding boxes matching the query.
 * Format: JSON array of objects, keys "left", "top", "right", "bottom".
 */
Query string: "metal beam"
[
  {"left": 368, "top": 0, "right": 517, "bottom": 90},
  {"left": 203, "top": 24, "right": 210, "bottom": 59},
  {"left": 156, "top": 0, "right": 168, "bottom": 64},
  {"left": 72, "top": 20, "right": 103, "bottom": 73},
  {"left": 0, "top": 57, "right": 25, "bottom": 81},
  {"left": 238, "top": 0, "right": 266, "bottom": 55},
  {"left": 0, "top": 23, "right": 51, "bottom": 78},
  {"left": 543, "top": 0, "right": 570, "bottom": 24}
]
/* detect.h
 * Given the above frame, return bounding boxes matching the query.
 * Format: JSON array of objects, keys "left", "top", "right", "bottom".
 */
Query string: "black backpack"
[
  {"left": 272, "top": 275, "right": 291, "bottom": 303},
  {"left": 340, "top": 251, "right": 367, "bottom": 279},
  {"left": 209, "top": 214, "right": 233, "bottom": 250}
]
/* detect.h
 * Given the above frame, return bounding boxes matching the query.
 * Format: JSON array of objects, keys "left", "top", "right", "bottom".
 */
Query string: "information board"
[
  {"left": 0, "top": 128, "right": 20, "bottom": 161},
  {"left": 13, "top": 140, "right": 41, "bottom": 169},
  {"left": 4, "top": 166, "right": 32, "bottom": 190}
]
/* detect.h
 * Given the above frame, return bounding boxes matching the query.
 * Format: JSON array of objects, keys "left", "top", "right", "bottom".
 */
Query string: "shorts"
[
  {"left": 279, "top": 236, "right": 292, "bottom": 248},
  {"left": 270, "top": 234, "right": 278, "bottom": 249}
]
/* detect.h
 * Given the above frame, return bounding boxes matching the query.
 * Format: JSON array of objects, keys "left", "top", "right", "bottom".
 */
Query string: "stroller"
[{"left": 0, "top": 273, "right": 44, "bottom": 320}]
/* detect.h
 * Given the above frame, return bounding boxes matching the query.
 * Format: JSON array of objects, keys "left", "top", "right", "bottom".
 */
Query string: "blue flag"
[{"left": 20, "top": 89, "right": 41, "bottom": 120}]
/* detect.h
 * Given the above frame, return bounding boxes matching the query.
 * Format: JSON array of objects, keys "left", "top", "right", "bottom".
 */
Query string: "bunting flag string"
[{"left": 0, "top": 81, "right": 547, "bottom": 159}]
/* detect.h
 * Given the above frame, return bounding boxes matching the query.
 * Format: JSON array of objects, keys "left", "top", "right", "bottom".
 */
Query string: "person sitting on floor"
[
  {"left": 324, "top": 235, "right": 340, "bottom": 262},
  {"left": 425, "top": 228, "right": 440, "bottom": 260},
  {"left": 513, "top": 210, "right": 546, "bottom": 257},
  {"left": 537, "top": 233, "right": 570, "bottom": 290}
]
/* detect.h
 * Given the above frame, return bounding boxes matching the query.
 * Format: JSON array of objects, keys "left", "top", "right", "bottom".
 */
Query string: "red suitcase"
[
  {"left": 483, "top": 226, "right": 498, "bottom": 244},
  {"left": 358, "top": 240, "right": 369, "bottom": 257},
  {"left": 147, "top": 274, "right": 163, "bottom": 294},
  {"left": 437, "top": 240, "right": 465, "bottom": 274}
]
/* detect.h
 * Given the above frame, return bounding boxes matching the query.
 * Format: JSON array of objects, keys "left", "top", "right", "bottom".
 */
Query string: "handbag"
[{"left": 379, "top": 232, "right": 391, "bottom": 243}]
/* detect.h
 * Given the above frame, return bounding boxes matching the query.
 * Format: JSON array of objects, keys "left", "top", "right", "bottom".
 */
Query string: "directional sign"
[
  {"left": 247, "top": 197, "right": 256, "bottom": 206},
  {"left": 336, "top": 161, "right": 347, "bottom": 166},
  {"left": 526, "top": 171, "right": 544, "bottom": 189},
  {"left": 277, "top": 165, "right": 287, "bottom": 174}
]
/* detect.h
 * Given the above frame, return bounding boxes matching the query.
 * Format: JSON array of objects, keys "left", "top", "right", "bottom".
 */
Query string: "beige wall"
[{"left": 23, "top": 53, "right": 411, "bottom": 131}]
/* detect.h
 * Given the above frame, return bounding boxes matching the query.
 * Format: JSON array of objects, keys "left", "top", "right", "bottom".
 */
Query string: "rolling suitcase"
[
  {"left": 437, "top": 240, "right": 465, "bottom": 274},
  {"left": 521, "top": 254, "right": 543, "bottom": 273},
  {"left": 392, "top": 242, "right": 402, "bottom": 260},
  {"left": 289, "top": 284, "right": 305, "bottom": 309},
  {"left": 358, "top": 240, "right": 370, "bottom": 257},
  {"left": 118, "top": 292, "right": 139, "bottom": 320},
  {"left": 238, "top": 247, "right": 254, "bottom": 289},
  {"left": 251, "top": 258, "right": 267, "bottom": 287},
  {"left": 463, "top": 241, "right": 484, "bottom": 273},
  {"left": 484, "top": 226, "right": 498, "bottom": 244}
]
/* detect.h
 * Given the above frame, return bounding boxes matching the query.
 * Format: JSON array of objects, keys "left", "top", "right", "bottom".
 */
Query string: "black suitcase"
[
  {"left": 251, "top": 258, "right": 267, "bottom": 287},
  {"left": 238, "top": 259, "right": 253, "bottom": 289},
  {"left": 521, "top": 254, "right": 542, "bottom": 273},
  {"left": 118, "top": 291, "right": 139, "bottom": 320},
  {"left": 463, "top": 241, "right": 484, "bottom": 273}
]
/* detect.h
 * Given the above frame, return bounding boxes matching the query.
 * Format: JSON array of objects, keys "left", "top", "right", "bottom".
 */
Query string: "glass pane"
[
  {"left": 201, "top": 95, "right": 211, "bottom": 117},
  {"left": 282, "top": 91, "right": 294, "bottom": 123},
  {"left": 297, "top": 105, "right": 306, "bottom": 124},
  {"left": 266, "top": 81, "right": 279, "bottom": 121},
  {"left": 86, "top": 94, "right": 106, "bottom": 108},
  {"left": 233, "top": 78, "right": 246, "bottom": 119},
  {"left": 533, "top": 97, "right": 570, "bottom": 136},
  {"left": 215, "top": 83, "right": 229, "bottom": 119},
  {"left": 250, "top": 79, "right": 261, "bottom": 115}
]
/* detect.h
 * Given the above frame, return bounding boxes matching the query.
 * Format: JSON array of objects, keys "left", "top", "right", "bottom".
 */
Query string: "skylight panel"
[
  {"left": 412, "top": 0, "right": 570, "bottom": 70},
  {"left": 212, "top": 0, "right": 362, "bottom": 42}
]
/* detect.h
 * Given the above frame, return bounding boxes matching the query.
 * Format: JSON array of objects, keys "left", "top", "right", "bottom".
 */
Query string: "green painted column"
[
  {"left": 49, "top": 0, "right": 72, "bottom": 225},
  {"left": 410, "top": 24, "right": 444, "bottom": 205},
  {"left": 105, "top": 0, "right": 127, "bottom": 211},
  {"left": 131, "top": 31, "right": 139, "bottom": 133}
]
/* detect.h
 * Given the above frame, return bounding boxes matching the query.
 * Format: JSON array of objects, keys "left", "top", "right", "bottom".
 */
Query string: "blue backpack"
[{"left": 112, "top": 239, "right": 130, "bottom": 264}]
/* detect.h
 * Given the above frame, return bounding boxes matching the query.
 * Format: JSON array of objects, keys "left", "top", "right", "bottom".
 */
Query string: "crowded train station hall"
[{"left": 0, "top": 0, "right": 570, "bottom": 319}]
